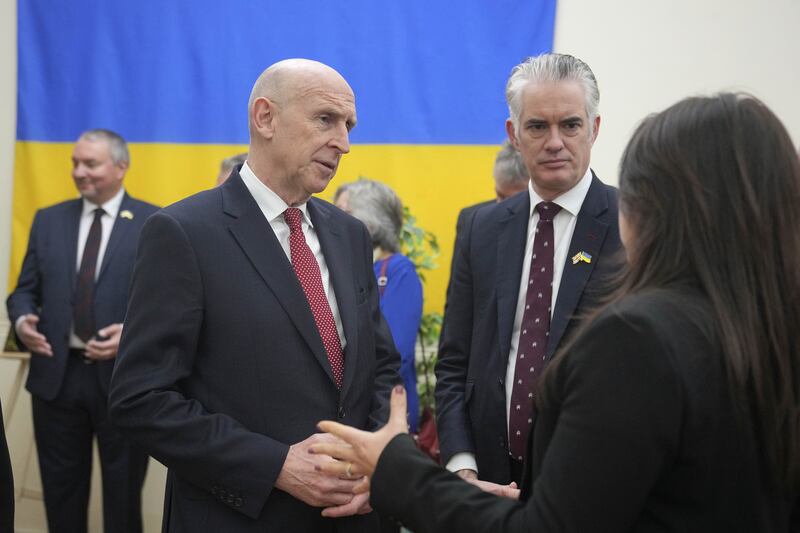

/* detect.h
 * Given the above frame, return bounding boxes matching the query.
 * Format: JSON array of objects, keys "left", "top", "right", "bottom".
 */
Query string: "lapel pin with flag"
[
  {"left": 572, "top": 251, "right": 592, "bottom": 265},
  {"left": 120, "top": 210, "right": 134, "bottom": 220}
]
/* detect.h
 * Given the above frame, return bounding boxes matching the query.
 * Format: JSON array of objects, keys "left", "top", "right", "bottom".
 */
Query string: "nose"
[
  {"left": 72, "top": 163, "right": 86, "bottom": 179},
  {"left": 330, "top": 123, "right": 350, "bottom": 154},
  {"left": 544, "top": 125, "right": 564, "bottom": 152}
]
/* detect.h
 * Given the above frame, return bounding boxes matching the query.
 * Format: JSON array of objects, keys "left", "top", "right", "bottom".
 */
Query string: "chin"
[
  {"left": 314, "top": 175, "right": 335, "bottom": 193},
  {"left": 537, "top": 171, "right": 578, "bottom": 189}
]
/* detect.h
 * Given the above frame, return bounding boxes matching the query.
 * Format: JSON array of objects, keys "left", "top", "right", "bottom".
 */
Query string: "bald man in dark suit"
[{"left": 109, "top": 59, "right": 399, "bottom": 532}]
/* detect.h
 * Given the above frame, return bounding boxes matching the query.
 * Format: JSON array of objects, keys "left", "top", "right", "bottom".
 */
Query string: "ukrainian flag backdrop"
[{"left": 14, "top": 1, "right": 556, "bottom": 313}]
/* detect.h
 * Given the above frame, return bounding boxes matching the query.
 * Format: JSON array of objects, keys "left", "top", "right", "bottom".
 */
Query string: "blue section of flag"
[{"left": 18, "top": 0, "right": 555, "bottom": 144}]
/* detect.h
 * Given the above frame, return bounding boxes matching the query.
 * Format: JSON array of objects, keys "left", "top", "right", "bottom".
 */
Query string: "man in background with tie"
[
  {"left": 108, "top": 59, "right": 399, "bottom": 532},
  {"left": 7, "top": 129, "right": 156, "bottom": 532},
  {"left": 435, "top": 53, "right": 623, "bottom": 486}
]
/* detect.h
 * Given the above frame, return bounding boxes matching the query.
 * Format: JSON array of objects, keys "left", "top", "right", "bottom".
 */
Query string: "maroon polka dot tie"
[
  {"left": 284, "top": 208, "right": 344, "bottom": 388},
  {"left": 508, "top": 201, "right": 561, "bottom": 460}
]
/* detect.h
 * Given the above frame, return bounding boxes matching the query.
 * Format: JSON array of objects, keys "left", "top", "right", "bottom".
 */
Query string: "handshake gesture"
[{"left": 307, "top": 385, "right": 519, "bottom": 508}]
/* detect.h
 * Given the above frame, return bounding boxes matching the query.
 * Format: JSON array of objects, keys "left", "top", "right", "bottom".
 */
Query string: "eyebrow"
[
  {"left": 321, "top": 108, "right": 357, "bottom": 130},
  {"left": 524, "top": 115, "right": 585, "bottom": 124}
]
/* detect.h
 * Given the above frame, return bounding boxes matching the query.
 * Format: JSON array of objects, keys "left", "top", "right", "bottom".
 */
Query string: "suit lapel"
[
  {"left": 66, "top": 200, "right": 82, "bottom": 292},
  {"left": 548, "top": 174, "right": 610, "bottom": 358},
  {"left": 97, "top": 193, "right": 135, "bottom": 283},
  {"left": 223, "top": 175, "right": 336, "bottom": 385},
  {"left": 496, "top": 194, "right": 530, "bottom": 360},
  {"left": 308, "top": 199, "right": 359, "bottom": 397}
]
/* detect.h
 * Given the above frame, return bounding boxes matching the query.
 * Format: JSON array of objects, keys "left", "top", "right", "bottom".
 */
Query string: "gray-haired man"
[{"left": 435, "top": 53, "right": 623, "bottom": 486}]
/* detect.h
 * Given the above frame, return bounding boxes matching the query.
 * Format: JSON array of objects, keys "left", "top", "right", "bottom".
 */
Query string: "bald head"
[
  {"left": 248, "top": 59, "right": 353, "bottom": 133},
  {"left": 246, "top": 58, "right": 357, "bottom": 206}
]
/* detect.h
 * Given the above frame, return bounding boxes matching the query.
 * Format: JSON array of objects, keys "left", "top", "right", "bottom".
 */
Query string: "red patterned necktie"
[
  {"left": 73, "top": 207, "right": 105, "bottom": 342},
  {"left": 283, "top": 207, "right": 344, "bottom": 388},
  {"left": 508, "top": 201, "right": 561, "bottom": 460}
]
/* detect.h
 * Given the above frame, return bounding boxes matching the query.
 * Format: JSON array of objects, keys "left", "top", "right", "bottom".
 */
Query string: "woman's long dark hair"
[{"left": 619, "top": 93, "right": 800, "bottom": 488}]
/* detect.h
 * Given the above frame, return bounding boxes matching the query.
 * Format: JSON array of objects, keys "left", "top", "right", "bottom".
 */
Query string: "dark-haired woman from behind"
[{"left": 311, "top": 93, "right": 800, "bottom": 532}]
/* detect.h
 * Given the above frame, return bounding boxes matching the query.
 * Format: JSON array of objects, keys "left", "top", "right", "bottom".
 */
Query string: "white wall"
[{"left": 553, "top": 0, "right": 800, "bottom": 183}]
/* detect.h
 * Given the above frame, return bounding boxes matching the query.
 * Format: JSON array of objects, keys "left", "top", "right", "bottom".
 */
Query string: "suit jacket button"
[
  {"left": 227, "top": 495, "right": 235, "bottom": 505},
  {"left": 498, "top": 378, "right": 504, "bottom": 387},
  {"left": 235, "top": 497, "right": 243, "bottom": 508},
  {"left": 338, "top": 406, "right": 346, "bottom": 419},
  {"left": 211, "top": 485, "right": 219, "bottom": 495}
]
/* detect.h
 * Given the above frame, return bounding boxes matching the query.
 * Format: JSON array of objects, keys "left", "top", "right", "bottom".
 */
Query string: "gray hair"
[
  {"left": 78, "top": 129, "right": 130, "bottom": 165},
  {"left": 494, "top": 140, "right": 528, "bottom": 188},
  {"left": 336, "top": 179, "right": 403, "bottom": 253},
  {"left": 506, "top": 53, "right": 600, "bottom": 136},
  {"left": 220, "top": 153, "right": 248, "bottom": 174}
]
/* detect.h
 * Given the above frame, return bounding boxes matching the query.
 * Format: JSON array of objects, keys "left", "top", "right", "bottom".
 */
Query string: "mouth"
[
  {"left": 540, "top": 159, "right": 568, "bottom": 169},
  {"left": 314, "top": 160, "right": 337, "bottom": 172}
]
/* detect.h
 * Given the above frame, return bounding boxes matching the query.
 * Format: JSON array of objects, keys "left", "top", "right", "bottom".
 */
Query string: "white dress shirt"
[
  {"left": 239, "top": 162, "right": 347, "bottom": 350},
  {"left": 446, "top": 168, "right": 593, "bottom": 475}
]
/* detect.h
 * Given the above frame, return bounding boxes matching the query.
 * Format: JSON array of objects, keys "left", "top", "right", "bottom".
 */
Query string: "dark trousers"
[{"left": 32, "top": 355, "right": 148, "bottom": 533}]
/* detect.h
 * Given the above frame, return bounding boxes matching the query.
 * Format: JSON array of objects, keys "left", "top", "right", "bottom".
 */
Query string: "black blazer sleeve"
[
  {"left": 434, "top": 204, "right": 479, "bottom": 464},
  {"left": 372, "top": 309, "right": 684, "bottom": 533},
  {"left": 6, "top": 210, "right": 43, "bottom": 326}
]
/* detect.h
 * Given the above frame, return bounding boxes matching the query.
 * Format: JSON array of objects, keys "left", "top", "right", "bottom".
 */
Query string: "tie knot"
[
  {"left": 283, "top": 207, "right": 303, "bottom": 232},
  {"left": 93, "top": 208, "right": 106, "bottom": 220},
  {"left": 535, "top": 201, "right": 560, "bottom": 222}
]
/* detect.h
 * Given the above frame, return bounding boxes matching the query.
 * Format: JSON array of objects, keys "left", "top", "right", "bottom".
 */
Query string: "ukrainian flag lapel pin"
[
  {"left": 120, "top": 210, "right": 134, "bottom": 220},
  {"left": 571, "top": 251, "right": 592, "bottom": 265}
]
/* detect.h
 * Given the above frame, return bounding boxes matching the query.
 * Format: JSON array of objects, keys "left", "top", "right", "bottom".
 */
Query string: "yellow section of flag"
[{"left": 11, "top": 141, "right": 503, "bottom": 314}]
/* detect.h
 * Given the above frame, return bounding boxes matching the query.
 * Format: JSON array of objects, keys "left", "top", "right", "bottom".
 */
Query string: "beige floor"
[{"left": 1, "top": 349, "right": 167, "bottom": 532}]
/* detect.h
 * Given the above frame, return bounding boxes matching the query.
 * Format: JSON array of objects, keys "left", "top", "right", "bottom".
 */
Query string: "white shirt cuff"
[
  {"left": 445, "top": 452, "right": 478, "bottom": 475},
  {"left": 14, "top": 314, "right": 30, "bottom": 335}
]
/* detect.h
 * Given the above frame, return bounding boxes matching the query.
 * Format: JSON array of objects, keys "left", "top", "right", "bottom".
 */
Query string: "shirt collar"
[
  {"left": 239, "top": 161, "right": 312, "bottom": 227},
  {"left": 528, "top": 167, "right": 593, "bottom": 218},
  {"left": 82, "top": 187, "right": 125, "bottom": 219}
]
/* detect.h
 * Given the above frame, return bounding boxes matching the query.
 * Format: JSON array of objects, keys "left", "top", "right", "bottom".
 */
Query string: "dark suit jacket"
[
  {"left": 454, "top": 201, "right": 494, "bottom": 241},
  {"left": 443, "top": 200, "right": 494, "bottom": 296},
  {"left": 108, "top": 173, "right": 400, "bottom": 532},
  {"left": 438, "top": 200, "right": 494, "bottom": 351},
  {"left": 435, "top": 173, "right": 622, "bottom": 483},
  {"left": 6, "top": 193, "right": 158, "bottom": 400},
  {"left": 372, "top": 289, "right": 798, "bottom": 532}
]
